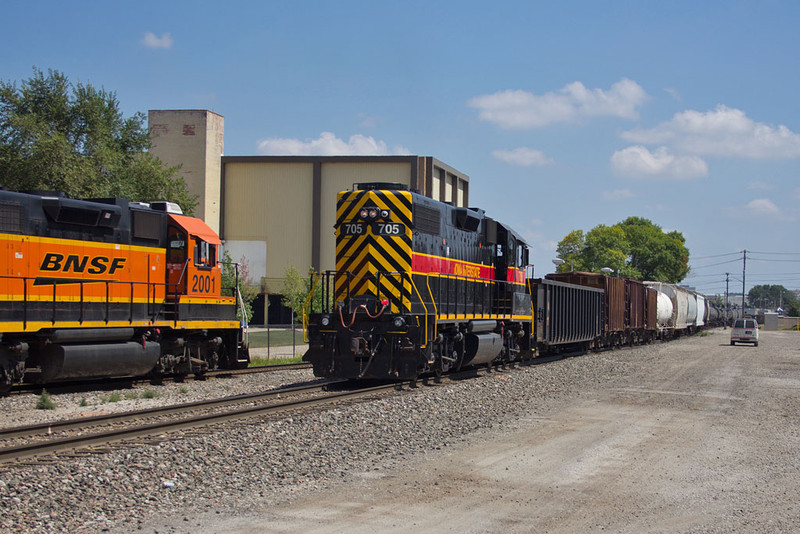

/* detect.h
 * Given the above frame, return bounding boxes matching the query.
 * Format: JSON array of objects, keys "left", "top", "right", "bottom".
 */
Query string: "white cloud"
[
  {"left": 664, "top": 87, "right": 682, "bottom": 103},
  {"left": 724, "top": 198, "right": 794, "bottom": 222},
  {"left": 356, "top": 113, "right": 380, "bottom": 128},
  {"left": 492, "top": 147, "right": 554, "bottom": 167},
  {"left": 745, "top": 198, "right": 781, "bottom": 216},
  {"left": 602, "top": 189, "right": 634, "bottom": 201},
  {"left": 142, "top": 32, "right": 173, "bottom": 49},
  {"left": 611, "top": 146, "right": 708, "bottom": 179},
  {"left": 746, "top": 181, "right": 774, "bottom": 191},
  {"left": 256, "top": 132, "right": 411, "bottom": 156},
  {"left": 468, "top": 78, "right": 647, "bottom": 129},
  {"left": 622, "top": 105, "right": 800, "bottom": 159}
]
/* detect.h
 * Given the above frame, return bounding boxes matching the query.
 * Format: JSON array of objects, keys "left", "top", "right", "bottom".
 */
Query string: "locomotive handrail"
[
  {"left": 302, "top": 272, "right": 323, "bottom": 342},
  {"left": 0, "top": 274, "right": 175, "bottom": 329},
  {"left": 425, "top": 274, "right": 438, "bottom": 345}
]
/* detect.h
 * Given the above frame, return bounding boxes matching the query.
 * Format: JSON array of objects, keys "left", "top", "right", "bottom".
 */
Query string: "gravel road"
[{"left": 2, "top": 328, "right": 799, "bottom": 533}]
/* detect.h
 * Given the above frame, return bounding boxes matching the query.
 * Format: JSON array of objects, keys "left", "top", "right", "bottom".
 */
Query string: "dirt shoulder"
[{"left": 143, "top": 329, "right": 800, "bottom": 533}]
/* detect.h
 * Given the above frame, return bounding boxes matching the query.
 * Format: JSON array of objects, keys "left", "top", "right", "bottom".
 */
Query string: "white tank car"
[
  {"left": 696, "top": 294, "right": 706, "bottom": 328},
  {"left": 686, "top": 291, "right": 698, "bottom": 327},
  {"left": 646, "top": 282, "right": 692, "bottom": 333}
]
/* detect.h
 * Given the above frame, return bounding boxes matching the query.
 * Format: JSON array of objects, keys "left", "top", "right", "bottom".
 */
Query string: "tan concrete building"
[
  {"left": 148, "top": 110, "right": 224, "bottom": 233},
  {"left": 221, "top": 155, "right": 470, "bottom": 295},
  {"left": 149, "top": 110, "right": 470, "bottom": 323}
]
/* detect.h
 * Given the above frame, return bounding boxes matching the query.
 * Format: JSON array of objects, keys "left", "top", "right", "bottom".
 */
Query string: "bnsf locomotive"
[
  {"left": 303, "top": 182, "right": 723, "bottom": 381},
  {"left": 0, "top": 189, "right": 249, "bottom": 393}
]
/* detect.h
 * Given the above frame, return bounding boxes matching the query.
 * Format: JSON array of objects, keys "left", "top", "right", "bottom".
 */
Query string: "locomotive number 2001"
[{"left": 192, "top": 274, "right": 216, "bottom": 293}]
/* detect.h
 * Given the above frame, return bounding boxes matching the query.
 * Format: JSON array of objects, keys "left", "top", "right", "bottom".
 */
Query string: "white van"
[{"left": 731, "top": 318, "right": 759, "bottom": 346}]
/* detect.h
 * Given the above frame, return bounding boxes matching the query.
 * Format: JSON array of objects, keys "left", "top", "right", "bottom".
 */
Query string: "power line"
[
  {"left": 691, "top": 251, "right": 743, "bottom": 260},
  {"left": 689, "top": 258, "right": 741, "bottom": 269}
]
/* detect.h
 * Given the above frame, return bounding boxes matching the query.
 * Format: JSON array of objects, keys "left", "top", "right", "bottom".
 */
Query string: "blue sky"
[{"left": 3, "top": 0, "right": 799, "bottom": 297}]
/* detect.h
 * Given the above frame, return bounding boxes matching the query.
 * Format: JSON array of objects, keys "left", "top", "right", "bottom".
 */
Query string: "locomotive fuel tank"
[{"left": 37, "top": 341, "right": 161, "bottom": 382}]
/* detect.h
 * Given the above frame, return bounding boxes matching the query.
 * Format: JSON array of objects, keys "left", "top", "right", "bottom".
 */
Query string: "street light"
[
  {"left": 552, "top": 258, "right": 564, "bottom": 272},
  {"left": 553, "top": 257, "right": 573, "bottom": 272},
  {"left": 601, "top": 267, "right": 613, "bottom": 276}
]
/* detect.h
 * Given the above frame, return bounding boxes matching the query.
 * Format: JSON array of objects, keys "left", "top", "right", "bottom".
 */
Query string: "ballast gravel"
[{"left": 0, "top": 330, "right": 798, "bottom": 533}]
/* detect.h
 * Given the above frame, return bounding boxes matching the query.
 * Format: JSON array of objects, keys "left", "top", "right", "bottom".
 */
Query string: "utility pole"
[
  {"left": 725, "top": 272, "right": 730, "bottom": 326},
  {"left": 741, "top": 249, "right": 747, "bottom": 314}
]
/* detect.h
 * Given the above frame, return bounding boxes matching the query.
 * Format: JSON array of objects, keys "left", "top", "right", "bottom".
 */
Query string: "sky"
[{"left": 3, "top": 0, "right": 800, "bottom": 298}]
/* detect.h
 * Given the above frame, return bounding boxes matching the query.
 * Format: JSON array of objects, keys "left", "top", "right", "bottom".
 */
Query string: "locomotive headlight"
[
  {"left": 359, "top": 209, "right": 369, "bottom": 219},
  {"left": 380, "top": 209, "right": 390, "bottom": 219},
  {"left": 321, "top": 315, "right": 331, "bottom": 327},
  {"left": 368, "top": 208, "right": 378, "bottom": 219},
  {"left": 393, "top": 316, "right": 406, "bottom": 328}
]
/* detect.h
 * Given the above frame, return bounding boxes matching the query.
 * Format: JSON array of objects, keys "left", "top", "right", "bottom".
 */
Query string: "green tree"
[
  {"left": 555, "top": 217, "right": 689, "bottom": 282},
  {"left": 221, "top": 250, "right": 259, "bottom": 323},
  {"left": 554, "top": 230, "right": 587, "bottom": 273},
  {"left": 0, "top": 68, "right": 196, "bottom": 212},
  {"left": 618, "top": 217, "right": 689, "bottom": 281},
  {"left": 282, "top": 266, "right": 330, "bottom": 320},
  {"left": 582, "top": 224, "right": 637, "bottom": 277},
  {"left": 747, "top": 284, "right": 798, "bottom": 311}
]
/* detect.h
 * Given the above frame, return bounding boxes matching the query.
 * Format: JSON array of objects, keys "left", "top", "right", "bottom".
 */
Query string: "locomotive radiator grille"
[{"left": 334, "top": 189, "right": 413, "bottom": 314}]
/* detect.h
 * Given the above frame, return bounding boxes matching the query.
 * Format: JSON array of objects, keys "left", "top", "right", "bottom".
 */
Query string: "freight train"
[
  {"left": 0, "top": 189, "right": 250, "bottom": 393},
  {"left": 303, "top": 182, "right": 727, "bottom": 380}
]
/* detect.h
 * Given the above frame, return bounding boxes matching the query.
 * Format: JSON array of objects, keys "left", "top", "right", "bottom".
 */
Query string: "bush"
[{"left": 36, "top": 390, "right": 56, "bottom": 410}]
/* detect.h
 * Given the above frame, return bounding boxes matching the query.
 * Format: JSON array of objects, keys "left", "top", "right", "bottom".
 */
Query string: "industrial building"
[{"left": 149, "top": 110, "right": 470, "bottom": 323}]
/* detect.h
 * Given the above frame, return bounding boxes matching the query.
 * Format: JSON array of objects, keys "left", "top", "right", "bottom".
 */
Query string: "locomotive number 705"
[{"left": 373, "top": 222, "right": 405, "bottom": 235}]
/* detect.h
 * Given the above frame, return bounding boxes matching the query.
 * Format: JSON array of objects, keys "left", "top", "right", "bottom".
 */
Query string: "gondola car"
[{"left": 0, "top": 189, "right": 249, "bottom": 392}]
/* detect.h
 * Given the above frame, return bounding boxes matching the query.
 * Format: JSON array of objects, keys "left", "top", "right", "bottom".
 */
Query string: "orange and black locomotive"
[{"left": 0, "top": 189, "right": 249, "bottom": 392}]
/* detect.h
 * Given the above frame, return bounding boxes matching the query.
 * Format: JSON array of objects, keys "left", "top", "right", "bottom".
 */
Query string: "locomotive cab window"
[
  {"left": 168, "top": 227, "right": 187, "bottom": 265},
  {"left": 194, "top": 239, "right": 216, "bottom": 269}
]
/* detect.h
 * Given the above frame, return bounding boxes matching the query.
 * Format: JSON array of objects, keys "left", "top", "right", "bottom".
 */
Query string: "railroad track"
[
  {"left": 0, "top": 355, "right": 564, "bottom": 465},
  {"left": 0, "top": 379, "right": 402, "bottom": 464},
  {"left": 7, "top": 361, "right": 313, "bottom": 396}
]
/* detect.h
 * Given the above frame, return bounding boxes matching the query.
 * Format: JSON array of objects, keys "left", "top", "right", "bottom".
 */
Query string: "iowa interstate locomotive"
[
  {"left": 303, "top": 182, "right": 723, "bottom": 381},
  {"left": 0, "top": 189, "right": 250, "bottom": 393}
]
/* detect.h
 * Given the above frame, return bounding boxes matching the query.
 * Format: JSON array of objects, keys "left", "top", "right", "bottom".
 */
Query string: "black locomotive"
[{"left": 303, "top": 182, "right": 719, "bottom": 381}]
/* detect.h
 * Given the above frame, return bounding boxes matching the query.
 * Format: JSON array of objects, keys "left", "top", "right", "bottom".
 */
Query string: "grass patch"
[
  {"left": 247, "top": 329, "right": 303, "bottom": 349},
  {"left": 36, "top": 390, "right": 56, "bottom": 410},
  {"left": 142, "top": 389, "right": 159, "bottom": 399},
  {"left": 78, "top": 398, "right": 88, "bottom": 407},
  {"left": 179, "top": 386, "right": 188, "bottom": 394},
  {"left": 99, "top": 391, "right": 122, "bottom": 404},
  {"left": 124, "top": 391, "right": 139, "bottom": 400},
  {"left": 249, "top": 355, "right": 304, "bottom": 367}
]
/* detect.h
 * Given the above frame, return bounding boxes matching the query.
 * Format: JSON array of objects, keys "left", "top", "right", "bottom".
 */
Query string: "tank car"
[
  {"left": 303, "top": 182, "right": 533, "bottom": 380},
  {"left": 0, "top": 189, "right": 249, "bottom": 392},
  {"left": 644, "top": 282, "right": 696, "bottom": 337}
]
